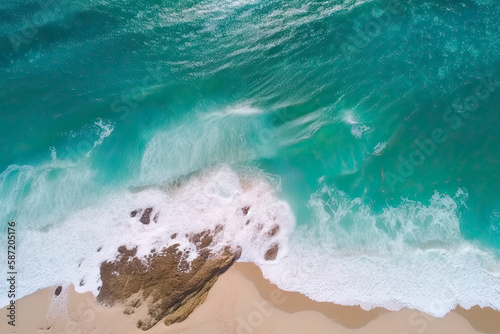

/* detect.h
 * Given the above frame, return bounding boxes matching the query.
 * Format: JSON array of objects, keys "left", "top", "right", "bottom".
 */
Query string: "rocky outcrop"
[
  {"left": 96, "top": 196, "right": 287, "bottom": 330},
  {"left": 97, "top": 227, "right": 240, "bottom": 330},
  {"left": 131, "top": 208, "right": 159, "bottom": 224}
]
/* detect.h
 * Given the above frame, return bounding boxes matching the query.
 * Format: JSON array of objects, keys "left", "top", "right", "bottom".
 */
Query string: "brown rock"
[
  {"left": 267, "top": 225, "right": 280, "bottom": 237},
  {"left": 214, "top": 224, "right": 223, "bottom": 234},
  {"left": 140, "top": 208, "right": 153, "bottom": 225},
  {"left": 117, "top": 245, "right": 128, "bottom": 254},
  {"left": 97, "top": 229, "right": 238, "bottom": 330},
  {"left": 130, "top": 209, "right": 141, "bottom": 218},
  {"left": 189, "top": 230, "right": 213, "bottom": 249},
  {"left": 264, "top": 244, "right": 279, "bottom": 261}
]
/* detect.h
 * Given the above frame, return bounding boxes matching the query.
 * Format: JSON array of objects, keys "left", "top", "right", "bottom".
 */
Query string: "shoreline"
[{"left": 2, "top": 262, "right": 499, "bottom": 334}]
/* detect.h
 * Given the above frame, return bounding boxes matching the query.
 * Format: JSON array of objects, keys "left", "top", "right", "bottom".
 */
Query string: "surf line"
[{"left": 385, "top": 74, "right": 500, "bottom": 190}]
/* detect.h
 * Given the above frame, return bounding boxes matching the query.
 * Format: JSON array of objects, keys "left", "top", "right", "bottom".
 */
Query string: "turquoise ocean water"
[{"left": 1, "top": 0, "right": 500, "bottom": 315}]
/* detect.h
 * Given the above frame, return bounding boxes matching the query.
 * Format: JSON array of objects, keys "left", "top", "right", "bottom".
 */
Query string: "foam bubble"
[
  {"left": 351, "top": 123, "right": 371, "bottom": 138},
  {"left": 373, "top": 141, "right": 387, "bottom": 155}
]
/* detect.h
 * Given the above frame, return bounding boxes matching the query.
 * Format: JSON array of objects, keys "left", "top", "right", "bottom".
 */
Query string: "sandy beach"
[{"left": 2, "top": 262, "right": 499, "bottom": 334}]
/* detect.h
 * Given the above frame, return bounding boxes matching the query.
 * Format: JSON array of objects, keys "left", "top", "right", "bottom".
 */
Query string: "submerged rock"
[
  {"left": 264, "top": 244, "right": 279, "bottom": 261},
  {"left": 241, "top": 206, "right": 250, "bottom": 215},
  {"left": 267, "top": 225, "right": 280, "bottom": 237},
  {"left": 130, "top": 209, "right": 141, "bottom": 218}
]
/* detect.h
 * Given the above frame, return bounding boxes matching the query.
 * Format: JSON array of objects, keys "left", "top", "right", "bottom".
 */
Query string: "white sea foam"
[
  {"left": 223, "top": 104, "right": 264, "bottom": 116},
  {"left": 373, "top": 141, "right": 387, "bottom": 155},
  {"left": 350, "top": 123, "right": 371, "bottom": 138},
  {"left": 55, "top": 117, "right": 115, "bottom": 164},
  {"left": 0, "top": 163, "right": 98, "bottom": 230},
  {"left": 84, "top": 118, "right": 114, "bottom": 158},
  {"left": 139, "top": 111, "right": 273, "bottom": 184},
  {"left": 0, "top": 118, "right": 116, "bottom": 230},
  {"left": 259, "top": 181, "right": 500, "bottom": 317},
  {"left": 0, "top": 166, "right": 295, "bottom": 307},
  {"left": 200, "top": 104, "right": 264, "bottom": 121},
  {"left": 343, "top": 110, "right": 372, "bottom": 138},
  {"left": 344, "top": 112, "right": 358, "bottom": 125},
  {"left": 2, "top": 160, "right": 500, "bottom": 317}
]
